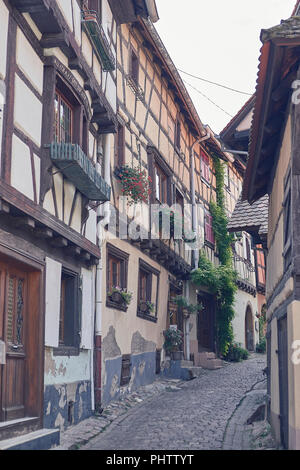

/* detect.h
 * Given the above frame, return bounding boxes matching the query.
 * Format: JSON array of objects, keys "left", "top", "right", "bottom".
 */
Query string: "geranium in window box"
[
  {"left": 108, "top": 286, "right": 133, "bottom": 306},
  {"left": 118, "top": 165, "right": 152, "bottom": 205}
]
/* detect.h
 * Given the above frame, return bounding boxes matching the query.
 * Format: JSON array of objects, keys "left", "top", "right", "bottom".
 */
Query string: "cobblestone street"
[{"left": 63, "top": 354, "right": 269, "bottom": 451}]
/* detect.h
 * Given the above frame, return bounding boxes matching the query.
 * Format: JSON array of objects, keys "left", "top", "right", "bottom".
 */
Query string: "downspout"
[
  {"left": 190, "top": 126, "right": 211, "bottom": 269},
  {"left": 94, "top": 134, "right": 111, "bottom": 411}
]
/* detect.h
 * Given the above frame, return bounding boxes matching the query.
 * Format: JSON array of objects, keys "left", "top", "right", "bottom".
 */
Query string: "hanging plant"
[
  {"left": 173, "top": 295, "right": 203, "bottom": 314},
  {"left": 119, "top": 165, "right": 152, "bottom": 205},
  {"left": 108, "top": 286, "right": 133, "bottom": 306},
  {"left": 191, "top": 155, "right": 238, "bottom": 357}
]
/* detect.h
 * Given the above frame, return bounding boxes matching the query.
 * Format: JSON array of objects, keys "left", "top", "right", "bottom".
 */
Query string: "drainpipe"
[
  {"left": 190, "top": 126, "right": 211, "bottom": 269},
  {"left": 94, "top": 134, "right": 111, "bottom": 411}
]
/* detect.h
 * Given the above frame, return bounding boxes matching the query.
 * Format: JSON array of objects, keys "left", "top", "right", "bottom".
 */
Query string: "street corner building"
[
  {"left": 229, "top": 2, "right": 300, "bottom": 450},
  {"left": 0, "top": 0, "right": 266, "bottom": 450}
]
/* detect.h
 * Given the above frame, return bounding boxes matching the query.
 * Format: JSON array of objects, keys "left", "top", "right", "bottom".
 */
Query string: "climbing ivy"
[{"left": 191, "top": 155, "right": 237, "bottom": 356}]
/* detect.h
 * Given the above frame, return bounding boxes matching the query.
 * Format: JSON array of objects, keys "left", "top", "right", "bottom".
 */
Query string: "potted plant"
[
  {"left": 139, "top": 300, "right": 155, "bottom": 314},
  {"left": 173, "top": 296, "right": 203, "bottom": 318},
  {"left": 118, "top": 165, "right": 152, "bottom": 205},
  {"left": 108, "top": 286, "right": 133, "bottom": 307},
  {"left": 163, "top": 327, "right": 184, "bottom": 360}
]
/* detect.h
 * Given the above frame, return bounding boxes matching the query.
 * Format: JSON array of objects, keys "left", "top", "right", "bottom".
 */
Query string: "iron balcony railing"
[
  {"left": 233, "top": 253, "right": 256, "bottom": 287},
  {"left": 81, "top": 9, "right": 115, "bottom": 71},
  {"left": 50, "top": 142, "right": 111, "bottom": 201}
]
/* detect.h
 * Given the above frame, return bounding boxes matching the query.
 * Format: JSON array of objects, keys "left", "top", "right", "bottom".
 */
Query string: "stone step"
[
  {"left": 201, "top": 359, "right": 223, "bottom": 370},
  {"left": 198, "top": 352, "right": 216, "bottom": 360},
  {"left": 179, "top": 360, "right": 194, "bottom": 367},
  {"left": 0, "top": 428, "right": 60, "bottom": 450}
]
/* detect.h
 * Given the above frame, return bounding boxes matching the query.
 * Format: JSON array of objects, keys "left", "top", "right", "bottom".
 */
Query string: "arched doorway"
[{"left": 245, "top": 305, "right": 254, "bottom": 351}]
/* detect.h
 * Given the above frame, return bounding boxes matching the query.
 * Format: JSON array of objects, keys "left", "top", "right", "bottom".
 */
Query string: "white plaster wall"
[
  {"left": 11, "top": 134, "right": 34, "bottom": 200},
  {"left": 72, "top": 0, "right": 82, "bottom": 46},
  {"left": 56, "top": 0, "right": 73, "bottom": 31},
  {"left": 45, "top": 258, "right": 62, "bottom": 348},
  {"left": 81, "top": 267, "right": 95, "bottom": 350},
  {"left": 44, "top": 348, "right": 91, "bottom": 385},
  {"left": 0, "top": 1, "right": 9, "bottom": 80},
  {"left": 14, "top": 75, "right": 43, "bottom": 146},
  {"left": 105, "top": 72, "right": 117, "bottom": 113},
  {"left": 16, "top": 28, "right": 44, "bottom": 95},
  {"left": 102, "top": 0, "right": 113, "bottom": 38},
  {"left": 81, "top": 32, "right": 93, "bottom": 68},
  {"left": 84, "top": 209, "right": 97, "bottom": 245},
  {"left": 232, "top": 290, "right": 259, "bottom": 348}
]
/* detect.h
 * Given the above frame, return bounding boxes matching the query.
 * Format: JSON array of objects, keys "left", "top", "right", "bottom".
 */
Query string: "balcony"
[
  {"left": 81, "top": 9, "right": 115, "bottom": 72},
  {"left": 50, "top": 142, "right": 111, "bottom": 201},
  {"left": 233, "top": 254, "right": 257, "bottom": 296}
]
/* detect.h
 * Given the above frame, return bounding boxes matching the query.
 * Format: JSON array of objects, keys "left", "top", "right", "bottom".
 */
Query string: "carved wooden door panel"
[{"left": 0, "top": 262, "right": 28, "bottom": 422}]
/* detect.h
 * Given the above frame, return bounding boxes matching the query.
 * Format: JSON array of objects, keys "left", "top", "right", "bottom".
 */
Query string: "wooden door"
[
  {"left": 0, "top": 262, "right": 28, "bottom": 422},
  {"left": 278, "top": 317, "right": 289, "bottom": 449},
  {"left": 197, "top": 294, "right": 214, "bottom": 351}
]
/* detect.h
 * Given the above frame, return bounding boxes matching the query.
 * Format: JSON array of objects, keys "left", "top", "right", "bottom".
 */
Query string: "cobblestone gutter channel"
[{"left": 52, "top": 354, "right": 270, "bottom": 451}]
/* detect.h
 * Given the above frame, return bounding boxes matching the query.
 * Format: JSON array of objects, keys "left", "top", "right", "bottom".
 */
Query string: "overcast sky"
[{"left": 154, "top": 0, "right": 296, "bottom": 134}]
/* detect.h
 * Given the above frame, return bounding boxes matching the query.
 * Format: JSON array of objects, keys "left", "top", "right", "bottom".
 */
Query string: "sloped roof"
[
  {"left": 228, "top": 194, "right": 269, "bottom": 239},
  {"left": 242, "top": 16, "right": 300, "bottom": 203},
  {"left": 292, "top": 0, "right": 300, "bottom": 16}
]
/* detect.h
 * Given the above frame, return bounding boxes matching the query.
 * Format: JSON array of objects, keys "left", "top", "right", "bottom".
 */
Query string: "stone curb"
[{"left": 222, "top": 378, "right": 273, "bottom": 450}]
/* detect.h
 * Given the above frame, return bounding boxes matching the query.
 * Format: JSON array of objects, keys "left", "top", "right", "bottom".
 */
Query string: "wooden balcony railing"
[
  {"left": 81, "top": 9, "right": 115, "bottom": 71},
  {"left": 50, "top": 142, "right": 111, "bottom": 201}
]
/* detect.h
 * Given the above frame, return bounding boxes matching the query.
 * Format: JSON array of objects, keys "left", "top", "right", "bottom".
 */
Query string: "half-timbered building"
[
  {"left": 234, "top": 9, "right": 300, "bottom": 449},
  {"left": 0, "top": 0, "right": 129, "bottom": 447},
  {"left": 99, "top": 13, "right": 262, "bottom": 402},
  {"left": 221, "top": 98, "right": 267, "bottom": 351}
]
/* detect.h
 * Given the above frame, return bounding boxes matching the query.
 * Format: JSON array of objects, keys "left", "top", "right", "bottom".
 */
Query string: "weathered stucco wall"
[{"left": 232, "top": 291, "right": 259, "bottom": 349}]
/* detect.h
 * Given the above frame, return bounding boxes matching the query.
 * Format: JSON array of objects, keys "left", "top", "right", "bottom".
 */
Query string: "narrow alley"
[{"left": 55, "top": 354, "right": 269, "bottom": 451}]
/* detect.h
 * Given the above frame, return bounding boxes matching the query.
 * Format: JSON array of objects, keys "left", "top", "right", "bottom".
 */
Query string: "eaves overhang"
[{"left": 242, "top": 16, "right": 300, "bottom": 204}]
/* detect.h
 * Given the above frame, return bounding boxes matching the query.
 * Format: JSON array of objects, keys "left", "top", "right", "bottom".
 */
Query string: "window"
[
  {"left": 283, "top": 168, "right": 292, "bottom": 269},
  {"left": 175, "top": 117, "right": 181, "bottom": 150},
  {"left": 255, "top": 245, "right": 266, "bottom": 287},
  {"left": 245, "top": 237, "right": 251, "bottom": 263},
  {"left": 225, "top": 165, "right": 230, "bottom": 190},
  {"left": 115, "top": 123, "right": 125, "bottom": 168},
  {"left": 53, "top": 77, "right": 89, "bottom": 154},
  {"left": 205, "top": 212, "right": 215, "bottom": 246},
  {"left": 130, "top": 49, "right": 139, "bottom": 86},
  {"left": 137, "top": 259, "right": 159, "bottom": 322},
  {"left": 154, "top": 163, "right": 168, "bottom": 203},
  {"left": 54, "top": 91, "right": 73, "bottom": 144},
  {"left": 201, "top": 151, "right": 210, "bottom": 184},
  {"left": 84, "top": 0, "right": 102, "bottom": 17},
  {"left": 106, "top": 244, "right": 129, "bottom": 311},
  {"left": 55, "top": 269, "right": 80, "bottom": 356}
]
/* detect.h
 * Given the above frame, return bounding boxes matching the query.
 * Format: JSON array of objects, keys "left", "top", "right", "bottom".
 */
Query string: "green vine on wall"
[{"left": 191, "top": 155, "right": 237, "bottom": 356}]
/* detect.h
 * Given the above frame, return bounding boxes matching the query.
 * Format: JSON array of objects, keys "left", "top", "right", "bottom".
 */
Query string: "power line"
[
  {"left": 178, "top": 68, "right": 252, "bottom": 96},
  {"left": 183, "top": 79, "right": 234, "bottom": 118}
]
